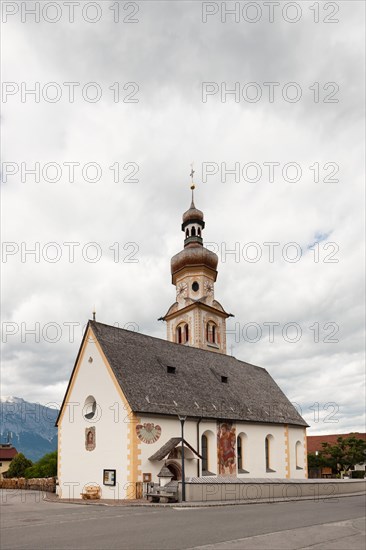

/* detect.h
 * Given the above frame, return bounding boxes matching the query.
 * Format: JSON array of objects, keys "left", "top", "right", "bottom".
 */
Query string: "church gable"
[
  {"left": 56, "top": 325, "right": 144, "bottom": 499},
  {"left": 56, "top": 325, "right": 132, "bottom": 427}
]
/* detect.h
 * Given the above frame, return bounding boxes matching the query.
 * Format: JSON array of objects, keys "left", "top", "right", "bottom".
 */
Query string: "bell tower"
[{"left": 161, "top": 171, "right": 232, "bottom": 354}]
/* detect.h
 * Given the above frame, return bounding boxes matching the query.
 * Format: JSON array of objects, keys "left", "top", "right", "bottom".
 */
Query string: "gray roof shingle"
[{"left": 89, "top": 321, "right": 307, "bottom": 427}]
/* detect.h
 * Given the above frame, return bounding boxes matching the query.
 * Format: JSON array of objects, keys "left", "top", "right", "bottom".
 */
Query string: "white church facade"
[{"left": 56, "top": 187, "right": 308, "bottom": 501}]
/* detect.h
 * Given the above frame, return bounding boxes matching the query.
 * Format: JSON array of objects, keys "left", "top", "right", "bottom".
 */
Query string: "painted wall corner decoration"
[
  {"left": 136, "top": 422, "right": 162, "bottom": 444},
  {"left": 85, "top": 426, "right": 96, "bottom": 451}
]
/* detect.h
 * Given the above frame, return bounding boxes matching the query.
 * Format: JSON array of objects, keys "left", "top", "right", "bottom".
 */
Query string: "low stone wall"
[
  {"left": 183, "top": 478, "right": 366, "bottom": 503},
  {"left": 0, "top": 477, "right": 56, "bottom": 492}
]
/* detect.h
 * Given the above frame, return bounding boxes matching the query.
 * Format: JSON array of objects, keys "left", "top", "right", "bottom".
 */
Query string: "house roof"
[
  {"left": 76, "top": 321, "right": 307, "bottom": 427},
  {"left": 149, "top": 437, "right": 202, "bottom": 461},
  {"left": 0, "top": 446, "right": 18, "bottom": 460},
  {"left": 307, "top": 433, "right": 366, "bottom": 454}
]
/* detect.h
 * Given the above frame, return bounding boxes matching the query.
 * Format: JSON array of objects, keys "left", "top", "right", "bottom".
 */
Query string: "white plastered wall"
[
  {"left": 138, "top": 416, "right": 201, "bottom": 481},
  {"left": 138, "top": 419, "right": 307, "bottom": 482},
  {"left": 226, "top": 423, "right": 287, "bottom": 478},
  {"left": 288, "top": 426, "right": 307, "bottom": 479},
  {"left": 58, "top": 332, "right": 129, "bottom": 499}
]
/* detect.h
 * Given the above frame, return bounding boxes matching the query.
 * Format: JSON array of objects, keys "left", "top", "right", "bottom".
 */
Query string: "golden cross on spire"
[
  {"left": 190, "top": 162, "right": 195, "bottom": 188},
  {"left": 190, "top": 162, "right": 196, "bottom": 204}
]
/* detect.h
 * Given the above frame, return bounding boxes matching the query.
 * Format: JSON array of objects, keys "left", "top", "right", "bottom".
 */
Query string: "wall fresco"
[
  {"left": 85, "top": 426, "right": 96, "bottom": 451},
  {"left": 217, "top": 421, "right": 236, "bottom": 475}
]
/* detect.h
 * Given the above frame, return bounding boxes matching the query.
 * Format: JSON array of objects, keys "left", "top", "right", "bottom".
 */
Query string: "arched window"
[
  {"left": 295, "top": 441, "right": 303, "bottom": 469},
  {"left": 176, "top": 323, "right": 189, "bottom": 344},
  {"left": 237, "top": 436, "right": 242, "bottom": 470},
  {"left": 265, "top": 436, "right": 270, "bottom": 470},
  {"left": 83, "top": 395, "right": 97, "bottom": 420},
  {"left": 265, "top": 435, "right": 275, "bottom": 471},
  {"left": 201, "top": 434, "right": 208, "bottom": 472},
  {"left": 191, "top": 226, "right": 196, "bottom": 236},
  {"left": 198, "top": 228, "right": 201, "bottom": 237},
  {"left": 201, "top": 430, "right": 216, "bottom": 475},
  {"left": 206, "top": 321, "right": 218, "bottom": 344},
  {"left": 186, "top": 229, "right": 189, "bottom": 238},
  {"left": 237, "top": 433, "right": 248, "bottom": 472}
]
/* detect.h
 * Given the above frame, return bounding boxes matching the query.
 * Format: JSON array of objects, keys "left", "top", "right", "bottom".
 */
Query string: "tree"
[
  {"left": 24, "top": 451, "right": 57, "bottom": 479},
  {"left": 307, "top": 451, "right": 329, "bottom": 471},
  {"left": 3, "top": 453, "right": 32, "bottom": 478},
  {"left": 319, "top": 435, "right": 366, "bottom": 474}
]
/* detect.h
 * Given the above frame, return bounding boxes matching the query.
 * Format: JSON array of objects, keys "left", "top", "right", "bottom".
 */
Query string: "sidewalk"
[{"left": 188, "top": 517, "right": 366, "bottom": 549}]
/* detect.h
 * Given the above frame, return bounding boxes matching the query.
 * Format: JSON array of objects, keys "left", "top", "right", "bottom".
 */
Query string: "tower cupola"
[
  {"left": 171, "top": 190, "right": 218, "bottom": 285},
  {"left": 161, "top": 167, "right": 233, "bottom": 354},
  {"left": 182, "top": 199, "right": 205, "bottom": 247}
]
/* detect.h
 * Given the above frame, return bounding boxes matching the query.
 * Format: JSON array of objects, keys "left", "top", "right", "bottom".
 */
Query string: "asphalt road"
[{"left": 1, "top": 491, "right": 365, "bottom": 550}]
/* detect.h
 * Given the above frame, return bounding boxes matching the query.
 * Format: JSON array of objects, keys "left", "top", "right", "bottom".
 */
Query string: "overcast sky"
[{"left": 1, "top": 1, "right": 365, "bottom": 435}]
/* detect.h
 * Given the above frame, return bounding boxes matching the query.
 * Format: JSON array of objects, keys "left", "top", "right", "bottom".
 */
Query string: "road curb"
[{"left": 42, "top": 490, "right": 366, "bottom": 508}]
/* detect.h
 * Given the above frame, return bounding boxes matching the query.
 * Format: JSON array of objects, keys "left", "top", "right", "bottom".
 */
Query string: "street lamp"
[{"left": 178, "top": 414, "right": 187, "bottom": 502}]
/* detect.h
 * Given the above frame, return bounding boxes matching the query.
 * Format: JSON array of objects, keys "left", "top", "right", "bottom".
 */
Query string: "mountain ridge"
[{"left": 0, "top": 396, "right": 58, "bottom": 461}]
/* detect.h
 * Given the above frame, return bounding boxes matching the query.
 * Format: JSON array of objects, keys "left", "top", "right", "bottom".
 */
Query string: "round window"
[
  {"left": 192, "top": 281, "right": 199, "bottom": 292},
  {"left": 83, "top": 395, "right": 97, "bottom": 420}
]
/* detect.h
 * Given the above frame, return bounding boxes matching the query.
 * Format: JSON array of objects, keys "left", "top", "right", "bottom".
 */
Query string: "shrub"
[
  {"left": 24, "top": 451, "right": 57, "bottom": 479},
  {"left": 3, "top": 453, "right": 32, "bottom": 478}
]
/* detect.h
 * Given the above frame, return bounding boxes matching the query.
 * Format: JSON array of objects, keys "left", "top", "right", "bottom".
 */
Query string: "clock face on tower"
[
  {"left": 177, "top": 282, "right": 188, "bottom": 298},
  {"left": 204, "top": 280, "right": 214, "bottom": 294}
]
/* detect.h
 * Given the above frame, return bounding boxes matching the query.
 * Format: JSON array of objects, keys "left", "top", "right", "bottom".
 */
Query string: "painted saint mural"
[
  {"left": 217, "top": 421, "right": 236, "bottom": 475},
  {"left": 85, "top": 426, "right": 96, "bottom": 451}
]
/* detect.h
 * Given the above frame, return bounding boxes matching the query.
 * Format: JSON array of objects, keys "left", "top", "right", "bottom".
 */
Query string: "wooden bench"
[{"left": 81, "top": 486, "right": 101, "bottom": 500}]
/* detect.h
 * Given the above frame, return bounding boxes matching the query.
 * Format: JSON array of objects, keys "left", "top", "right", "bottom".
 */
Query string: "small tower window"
[
  {"left": 176, "top": 323, "right": 189, "bottom": 344},
  {"left": 192, "top": 281, "right": 199, "bottom": 292},
  {"left": 206, "top": 321, "right": 218, "bottom": 344},
  {"left": 198, "top": 228, "right": 201, "bottom": 237},
  {"left": 191, "top": 226, "right": 196, "bottom": 236},
  {"left": 186, "top": 229, "right": 189, "bottom": 238}
]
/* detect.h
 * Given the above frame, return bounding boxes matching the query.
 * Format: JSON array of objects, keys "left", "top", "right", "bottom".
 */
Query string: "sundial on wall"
[{"left": 136, "top": 423, "right": 162, "bottom": 444}]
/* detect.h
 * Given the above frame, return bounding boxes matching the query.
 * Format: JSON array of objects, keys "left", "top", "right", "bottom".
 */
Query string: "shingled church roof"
[{"left": 82, "top": 321, "right": 307, "bottom": 427}]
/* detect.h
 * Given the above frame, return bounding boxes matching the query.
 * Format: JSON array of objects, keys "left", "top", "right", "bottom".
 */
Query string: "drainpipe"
[
  {"left": 178, "top": 415, "right": 187, "bottom": 502},
  {"left": 196, "top": 417, "right": 202, "bottom": 477}
]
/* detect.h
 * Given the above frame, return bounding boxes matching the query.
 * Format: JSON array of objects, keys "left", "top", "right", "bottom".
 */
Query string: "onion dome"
[
  {"left": 171, "top": 190, "right": 218, "bottom": 282},
  {"left": 171, "top": 246, "right": 218, "bottom": 281},
  {"left": 182, "top": 200, "right": 204, "bottom": 226}
]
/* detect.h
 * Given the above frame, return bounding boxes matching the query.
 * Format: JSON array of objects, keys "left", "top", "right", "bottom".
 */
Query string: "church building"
[{"left": 56, "top": 184, "right": 308, "bottom": 501}]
